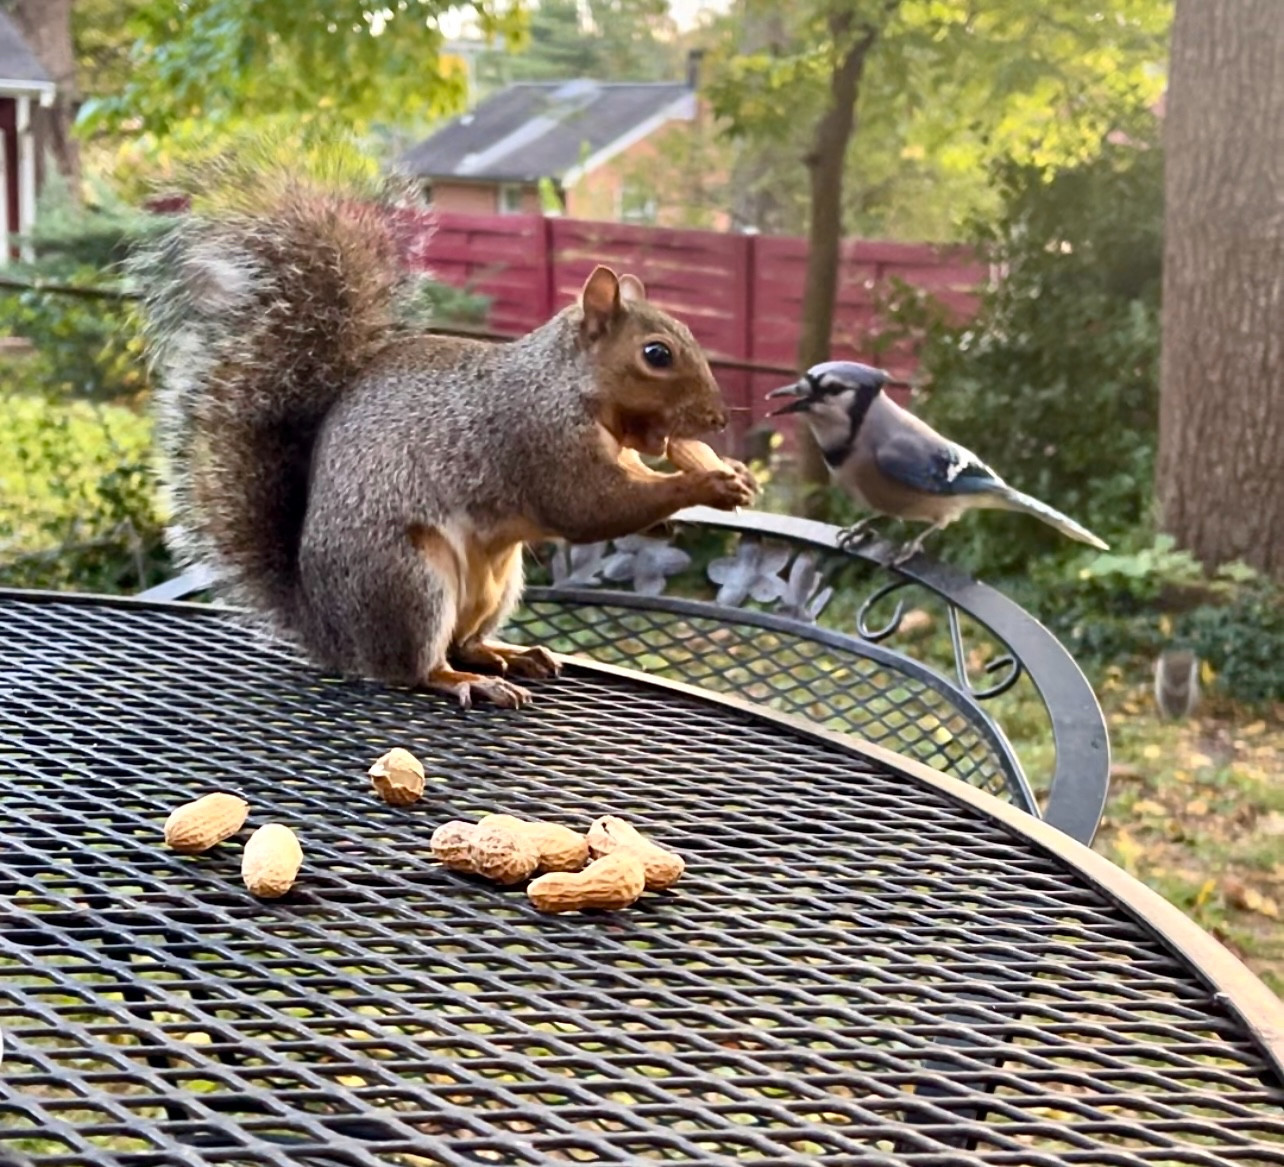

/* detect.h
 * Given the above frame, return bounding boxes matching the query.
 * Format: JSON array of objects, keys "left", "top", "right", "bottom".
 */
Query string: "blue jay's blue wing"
[{"left": 873, "top": 434, "right": 1006, "bottom": 497}]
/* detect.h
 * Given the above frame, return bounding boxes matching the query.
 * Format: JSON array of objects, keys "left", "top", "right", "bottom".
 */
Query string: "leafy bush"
[
  {"left": 998, "top": 535, "right": 1282, "bottom": 707},
  {"left": 0, "top": 175, "right": 165, "bottom": 403},
  {"left": 882, "top": 134, "right": 1164, "bottom": 578},
  {"left": 1177, "top": 579, "right": 1284, "bottom": 707},
  {"left": 397, "top": 276, "right": 492, "bottom": 329},
  {"left": 0, "top": 383, "right": 169, "bottom": 593}
]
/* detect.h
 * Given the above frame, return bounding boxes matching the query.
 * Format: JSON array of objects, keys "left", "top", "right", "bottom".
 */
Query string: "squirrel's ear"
[
  {"left": 580, "top": 265, "right": 621, "bottom": 340},
  {"left": 618, "top": 273, "right": 646, "bottom": 303}
]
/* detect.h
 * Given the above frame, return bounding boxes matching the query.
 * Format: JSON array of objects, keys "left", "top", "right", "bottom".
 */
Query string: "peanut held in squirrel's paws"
[
  {"left": 132, "top": 155, "right": 744, "bottom": 710},
  {"left": 665, "top": 438, "right": 759, "bottom": 509}
]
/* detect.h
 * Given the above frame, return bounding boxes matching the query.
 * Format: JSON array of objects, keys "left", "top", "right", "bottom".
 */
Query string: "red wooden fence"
[{"left": 406, "top": 211, "right": 987, "bottom": 454}]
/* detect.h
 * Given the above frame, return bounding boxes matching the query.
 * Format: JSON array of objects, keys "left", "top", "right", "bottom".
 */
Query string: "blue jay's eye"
[{"left": 642, "top": 341, "right": 673, "bottom": 369}]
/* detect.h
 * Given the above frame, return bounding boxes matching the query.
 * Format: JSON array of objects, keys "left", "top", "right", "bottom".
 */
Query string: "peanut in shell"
[
  {"left": 163, "top": 792, "right": 249, "bottom": 854},
  {"left": 241, "top": 823, "right": 303, "bottom": 899},
  {"left": 527, "top": 851, "right": 647, "bottom": 913}
]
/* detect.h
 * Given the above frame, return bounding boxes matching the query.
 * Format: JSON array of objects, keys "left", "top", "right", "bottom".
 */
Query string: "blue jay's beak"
[{"left": 766, "top": 380, "right": 812, "bottom": 416}]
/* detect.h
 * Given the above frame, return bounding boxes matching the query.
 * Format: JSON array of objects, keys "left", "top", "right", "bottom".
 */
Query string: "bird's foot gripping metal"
[
  {"left": 889, "top": 524, "right": 942, "bottom": 567},
  {"left": 836, "top": 518, "right": 878, "bottom": 551}
]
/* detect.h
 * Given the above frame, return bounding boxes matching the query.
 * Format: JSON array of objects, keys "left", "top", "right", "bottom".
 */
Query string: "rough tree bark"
[
  {"left": 1158, "top": 0, "right": 1283, "bottom": 579},
  {"left": 794, "top": 1, "right": 895, "bottom": 515},
  {"left": 7, "top": 0, "right": 81, "bottom": 193}
]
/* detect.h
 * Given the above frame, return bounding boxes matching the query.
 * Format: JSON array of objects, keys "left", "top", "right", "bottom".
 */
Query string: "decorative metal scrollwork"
[
  {"left": 706, "top": 538, "right": 833, "bottom": 623},
  {"left": 548, "top": 542, "right": 609, "bottom": 587},
  {"left": 545, "top": 530, "right": 835, "bottom": 623},
  {"left": 548, "top": 536, "right": 692, "bottom": 596},
  {"left": 856, "top": 577, "right": 914, "bottom": 642},
  {"left": 544, "top": 524, "right": 1021, "bottom": 696},
  {"left": 947, "top": 604, "right": 1023, "bottom": 699},
  {"left": 707, "top": 540, "right": 791, "bottom": 606},
  {"left": 777, "top": 551, "right": 834, "bottom": 622},
  {"left": 600, "top": 535, "right": 693, "bottom": 597}
]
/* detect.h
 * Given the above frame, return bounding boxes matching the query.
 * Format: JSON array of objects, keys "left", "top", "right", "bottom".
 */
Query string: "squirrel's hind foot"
[
  {"left": 454, "top": 640, "right": 562, "bottom": 680},
  {"left": 425, "top": 667, "right": 532, "bottom": 710}
]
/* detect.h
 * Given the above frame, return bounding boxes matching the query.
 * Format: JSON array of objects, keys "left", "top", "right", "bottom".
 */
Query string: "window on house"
[
  {"left": 619, "top": 183, "right": 658, "bottom": 225},
  {"left": 497, "top": 183, "right": 525, "bottom": 215}
]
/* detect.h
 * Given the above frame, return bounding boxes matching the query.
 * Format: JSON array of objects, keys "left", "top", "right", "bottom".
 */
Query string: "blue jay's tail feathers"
[{"left": 989, "top": 486, "right": 1109, "bottom": 550}]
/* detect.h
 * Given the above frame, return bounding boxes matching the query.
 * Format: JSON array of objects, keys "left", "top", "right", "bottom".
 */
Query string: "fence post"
[
  {"left": 740, "top": 233, "right": 758, "bottom": 438},
  {"left": 538, "top": 216, "right": 558, "bottom": 321}
]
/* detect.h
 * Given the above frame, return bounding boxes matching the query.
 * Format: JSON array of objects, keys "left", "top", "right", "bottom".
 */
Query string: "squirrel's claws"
[
  {"left": 454, "top": 641, "right": 560, "bottom": 680},
  {"left": 426, "top": 669, "right": 531, "bottom": 710}
]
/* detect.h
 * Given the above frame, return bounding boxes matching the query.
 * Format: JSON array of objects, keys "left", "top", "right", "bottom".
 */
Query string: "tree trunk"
[
  {"left": 793, "top": 4, "right": 890, "bottom": 516},
  {"left": 1158, "top": 0, "right": 1283, "bottom": 579},
  {"left": 7, "top": 0, "right": 81, "bottom": 193}
]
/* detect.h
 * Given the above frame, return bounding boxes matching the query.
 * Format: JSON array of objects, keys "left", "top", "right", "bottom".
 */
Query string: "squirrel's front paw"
[
  {"left": 721, "top": 458, "right": 759, "bottom": 502},
  {"left": 695, "top": 467, "right": 756, "bottom": 511}
]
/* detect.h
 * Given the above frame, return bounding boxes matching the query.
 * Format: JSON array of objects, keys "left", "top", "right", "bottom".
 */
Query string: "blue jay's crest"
[{"left": 806, "top": 361, "right": 891, "bottom": 394}]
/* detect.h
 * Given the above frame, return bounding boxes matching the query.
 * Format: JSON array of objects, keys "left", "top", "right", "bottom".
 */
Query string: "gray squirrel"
[{"left": 132, "top": 156, "right": 756, "bottom": 708}]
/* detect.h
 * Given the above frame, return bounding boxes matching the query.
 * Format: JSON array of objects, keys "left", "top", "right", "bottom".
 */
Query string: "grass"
[{"left": 1086, "top": 680, "right": 1284, "bottom": 994}]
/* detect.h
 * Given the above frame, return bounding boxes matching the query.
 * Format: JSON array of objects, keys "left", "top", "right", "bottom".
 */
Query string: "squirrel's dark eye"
[{"left": 642, "top": 341, "right": 673, "bottom": 369}]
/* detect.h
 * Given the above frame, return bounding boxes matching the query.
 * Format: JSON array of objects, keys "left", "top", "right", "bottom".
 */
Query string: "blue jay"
[{"left": 767, "top": 360, "right": 1109, "bottom": 565}]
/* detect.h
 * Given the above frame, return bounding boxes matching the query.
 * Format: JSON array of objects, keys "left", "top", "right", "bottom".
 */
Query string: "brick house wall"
[
  {"left": 429, "top": 179, "right": 543, "bottom": 216},
  {"left": 425, "top": 111, "right": 720, "bottom": 227}
]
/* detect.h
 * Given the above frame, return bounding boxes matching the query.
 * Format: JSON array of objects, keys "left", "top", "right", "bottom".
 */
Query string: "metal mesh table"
[{"left": 2, "top": 590, "right": 1282, "bottom": 1166}]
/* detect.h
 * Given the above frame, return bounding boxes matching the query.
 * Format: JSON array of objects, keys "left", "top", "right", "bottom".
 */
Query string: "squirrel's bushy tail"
[{"left": 131, "top": 145, "right": 426, "bottom": 628}]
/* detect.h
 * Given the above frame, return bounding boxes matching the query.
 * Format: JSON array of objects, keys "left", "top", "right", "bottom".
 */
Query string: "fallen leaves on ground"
[{"left": 1091, "top": 685, "right": 1284, "bottom": 993}]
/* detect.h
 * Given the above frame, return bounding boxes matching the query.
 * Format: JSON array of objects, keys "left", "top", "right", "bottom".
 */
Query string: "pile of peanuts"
[
  {"left": 160, "top": 746, "right": 684, "bottom": 913},
  {"left": 430, "top": 811, "right": 684, "bottom": 913}
]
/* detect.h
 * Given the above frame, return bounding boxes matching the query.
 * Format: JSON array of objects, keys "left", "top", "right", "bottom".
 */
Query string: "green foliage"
[
  {"left": 398, "top": 279, "right": 492, "bottom": 329},
  {"left": 474, "top": 0, "right": 681, "bottom": 90},
  {"left": 76, "top": 0, "right": 529, "bottom": 140},
  {"left": 703, "top": 0, "right": 1170, "bottom": 239},
  {"left": 0, "top": 287, "right": 141, "bottom": 404},
  {"left": 0, "top": 176, "right": 164, "bottom": 403},
  {"left": 73, "top": 0, "right": 153, "bottom": 101},
  {"left": 992, "top": 535, "right": 1283, "bottom": 706},
  {"left": 0, "top": 386, "right": 169, "bottom": 593},
  {"left": 883, "top": 135, "right": 1164, "bottom": 576},
  {"left": 1178, "top": 579, "right": 1284, "bottom": 707}
]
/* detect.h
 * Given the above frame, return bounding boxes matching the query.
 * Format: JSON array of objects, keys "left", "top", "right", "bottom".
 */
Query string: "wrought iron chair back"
[{"left": 139, "top": 507, "right": 1109, "bottom": 843}]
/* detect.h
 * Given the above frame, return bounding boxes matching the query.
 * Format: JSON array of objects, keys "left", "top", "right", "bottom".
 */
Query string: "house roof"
[
  {"left": 398, "top": 80, "right": 696, "bottom": 186},
  {"left": 0, "top": 10, "right": 55, "bottom": 96}
]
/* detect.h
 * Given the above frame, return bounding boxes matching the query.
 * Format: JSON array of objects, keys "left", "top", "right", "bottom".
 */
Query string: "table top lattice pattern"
[
  {"left": 1, "top": 594, "right": 1282, "bottom": 1166},
  {"left": 508, "top": 596, "right": 1019, "bottom": 806}
]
